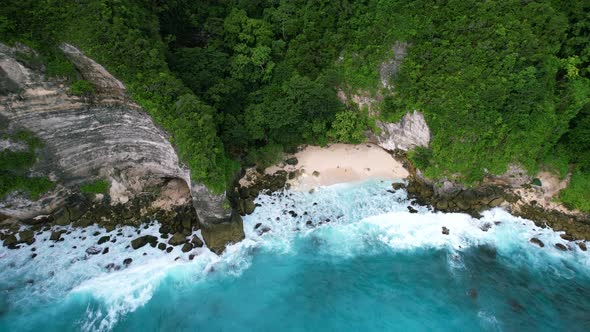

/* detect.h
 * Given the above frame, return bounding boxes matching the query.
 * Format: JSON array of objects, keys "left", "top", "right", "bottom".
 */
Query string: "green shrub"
[
  {"left": 328, "top": 110, "right": 368, "bottom": 144},
  {"left": 80, "top": 179, "right": 110, "bottom": 194},
  {"left": 408, "top": 146, "right": 432, "bottom": 171},
  {"left": 69, "top": 80, "right": 95, "bottom": 96},
  {"left": 559, "top": 169, "right": 590, "bottom": 212},
  {"left": 0, "top": 173, "right": 55, "bottom": 199}
]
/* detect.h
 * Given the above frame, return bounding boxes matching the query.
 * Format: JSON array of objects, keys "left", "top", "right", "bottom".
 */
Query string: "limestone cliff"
[{"left": 0, "top": 43, "right": 243, "bottom": 253}]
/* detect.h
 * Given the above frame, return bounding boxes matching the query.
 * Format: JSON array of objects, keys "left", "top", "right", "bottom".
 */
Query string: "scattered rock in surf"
[
  {"left": 257, "top": 226, "right": 271, "bottom": 236},
  {"left": 392, "top": 182, "right": 406, "bottom": 190},
  {"left": 49, "top": 230, "right": 65, "bottom": 242},
  {"left": 181, "top": 242, "right": 193, "bottom": 253},
  {"left": 97, "top": 235, "right": 110, "bottom": 245},
  {"left": 529, "top": 238, "right": 544, "bottom": 247},
  {"left": 578, "top": 242, "right": 587, "bottom": 251},
  {"left": 92, "top": 231, "right": 100, "bottom": 236},
  {"left": 168, "top": 232, "right": 186, "bottom": 246},
  {"left": 560, "top": 234, "right": 574, "bottom": 241},
  {"left": 166, "top": 247, "right": 173, "bottom": 253},
  {"left": 494, "top": 221, "right": 502, "bottom": 225},
  {"left": 123, "top": 258, "right": 132, "bottom": 266},
  {"left": 254, "top": 223, "right": 262, "bottom": 230},
  {"left": 191, "top": 235, "right": 203, "bottom": 248},
  {"left": 386, "top": 190, "right": 395, "bottom": 194},
  {"left": 1, "top": 234, "right": 18, "bottom": 249},
  {"left": 312, "top": 171, "right": 320, "bottom": 177},
  {"left": 157, "top": 242, "right": 166, "bottom": 250},
  {"left": 102, "top": 247, "right": 109, "bottom": 254},
  {"left": 31, "top": 253, "right": 37, "bottom": 259},
  {"left": 189, "top": 254, "right": 195, "bottom": 260},
  {"left": 313, "top": 202, "right": 318, "bottom": 206},
  {"left": 442, "top": 227, "right": 450, "bottom": 235},
  {"left": 285, "top": 157, "right": 298, "bottom": 165},
  {"left": 18, "top": 230, "right": 35, "bottom": 245},
  {"left": 480, "top": 222, "right": 492, "bottom": 232},
  {"left": 288, "top": 210, "right": 298, "bottom": 217},
  {"left": 467, "top": 288, "right": 478, "bottom": 299},
  {"left": 85, "top": 246, "right": 102, "bottom": 255},
  {"left": 131, "top": 235, "right": 157, "bottom": 249},
  {"left": 160, "top": 233, "right": 169, "bottom": 239},
  {"left": 554, "top": 243, "right": 568, "bottom": 251},
  {"left": 306, "top": 220, "right": 313, "bottom": 227},
  {"left": 407, "top": 206, "right": 418, "bottom": 214}
]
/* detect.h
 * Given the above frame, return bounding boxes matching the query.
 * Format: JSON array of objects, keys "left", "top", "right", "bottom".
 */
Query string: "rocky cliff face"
[
  {"left": 370, "top": 111, "right": 431, "bottom": 151},
  {"left": 0, "top": 43, "right": 243, "bottom": 253}
]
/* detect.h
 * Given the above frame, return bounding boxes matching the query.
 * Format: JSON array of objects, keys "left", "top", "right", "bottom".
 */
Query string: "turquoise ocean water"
[{"left": 1, "top": 180, "right": 589, "bottom": 331}]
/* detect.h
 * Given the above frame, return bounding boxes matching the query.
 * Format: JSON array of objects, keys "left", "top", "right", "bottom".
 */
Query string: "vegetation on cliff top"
[{"left": 1, "top": 0, "right": 589, "bottom": 211}]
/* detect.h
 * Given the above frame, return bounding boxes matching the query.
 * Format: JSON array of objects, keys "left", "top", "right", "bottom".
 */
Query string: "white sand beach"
[{"left": 265, "top": 143, "right": 408, "bottom": 191}]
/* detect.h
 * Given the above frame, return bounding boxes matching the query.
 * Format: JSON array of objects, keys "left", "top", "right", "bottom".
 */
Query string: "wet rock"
[
  {"left": 407, "top": 206, "right": 418, "bottom": 214},
  {"left": 181, "top": 242, "right": 193, "bottom": 253},
  {"left": 480, "top": 222, "right": 492, "bottom": 232},
  {"left": 529, "top": 238, "right": 544, "bottom": 248},
  {"left": 97, "top": 235, "right": 110, "bottom": 245},
  {"left": 200, "top": 213, "right": 245, "bottom": 255},
  {"left": 554, "top": 243, "right": 568, "bottom": 251},
  {"left": 191, "top": 235, "right": 204, "bottom": 248},
  {"left": 285, "top": 157, "right": 298, "bottom": 165},
  {"left": 168, "top": 232, "right": 186, "bottom": 246},
  {"left": 288, "top": 210, "right": 298, "bottom": 217},
  {"left": 560, "top": 234, "right": 574, "bottom": 241},
  {"left": 392, "top": 182, "right": 406, "bottom": 190},
  {"left": 189, "top": 254, "right": 195, "bottom": 260},
  {"left": 102, "top": 247, "right": 109, "bottom": 254},
  {"left": 31, "top": 253, "right": 37, "bottom": 259},
  {"left": 243, "top": 199, "right": 256, "bottom": 215},
  {"left": 3, "top": 234, "right": 20, "bottom": 249},
  {"left": 131, "top": 235, "right": 157, "bottom": 249},
  {"left": 85, "top": 246, "right": 102, "bottom": 255},
  {"left": 157, "top": 242, "right": 166, "bottom": 250},
  {"left": 578, "top": 242, "right": 587, "bottom": 251},
  {"left": 49, "top": 230, "right": 66, "bottom": 242},
  {"left": 123, "top": 258, "right": 132, "bottom": 266},
  {"left": 254, "top": 223, "right": 262, "bottom": 230},
  {"left": 166, "top": 247, "right": 173, "bottom": 253},
  {"left": 442, "top": 227, "right": 450, "bottom": 235},
  {"left": 18, "top": 230, "right": 35, "bottom": 245},
  {"left": 257, "top": 226, "right": 271, "bottom": 236}
]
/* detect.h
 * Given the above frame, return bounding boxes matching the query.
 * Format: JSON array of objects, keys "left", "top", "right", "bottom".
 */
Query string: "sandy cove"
[{"left": 264, "top": 143, "right": 408, "bottom": 191}]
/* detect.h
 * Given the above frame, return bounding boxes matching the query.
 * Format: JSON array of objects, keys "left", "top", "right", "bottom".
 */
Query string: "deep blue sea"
[{"left": 1, "top": 180, "right": 589, "bottom": 331}]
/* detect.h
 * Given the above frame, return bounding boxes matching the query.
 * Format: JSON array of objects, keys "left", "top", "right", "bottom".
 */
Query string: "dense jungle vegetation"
[{"left": 1, "top": 0, "right": 589, "bottom": 211}]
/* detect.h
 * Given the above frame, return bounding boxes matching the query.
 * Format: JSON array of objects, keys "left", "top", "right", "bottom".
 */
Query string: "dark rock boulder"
[
  {"left": 18, "top": 230, "right": 35, "bottom": 245},
  {"left": 392, "top": 182, "right": 406, "bottom": 190},
  {"left": 157, "top": 242, "right": 166, "bottom": 250},
  {"left": 200, "top": 212, "right": 245, "bottom": 255},
  {"left": 123, "top": 258, "right": 133, "bottom": 266},
  {"left": 442, "top": 227, "right": 450, "bottom": 235},
  {"left": 529, "top": 238, "right": 544, "bottom": 248},
  {"left": 168, "top": 232, "right": 186, "bottom": 246},
  {"left": 2, "top": 234, "right": 18, "bottom": 249},
  {"left": 97, "top": 235, "right": 110, "bottom": 245},
  {"left": 131, "top": 235, "right": 157, "bottom": 249},
  {"left": 578, "top": 242, "right": 587, "bottom": 251},
  {"left": 285, "top": 157, "right": 298, "bottom": 165},
  {"left": 407, "top": 206, "right": 418, "bottom": 214},
  {"left": 85, "top": 246, "right": 102, "bottom": 255},
  {"left": 50, "top": 230, "right": 66, "bottom": 241},
  {"left": 191, "top": 235, "right": 204, "bottom": 248},
  {"left": 181, "top": 242, "right": 193, "bottom": 253},
  {"left": 554, "top": 243, "right": 568, "bottom": 251}
]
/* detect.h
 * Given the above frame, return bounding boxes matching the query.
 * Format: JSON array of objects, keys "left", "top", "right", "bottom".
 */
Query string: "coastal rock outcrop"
[
  {"left": 370, "top": 111, "right": 431, "bottom": 151},
  {"left": 0, "top": 43, "right": 243, "bottom": 254}
]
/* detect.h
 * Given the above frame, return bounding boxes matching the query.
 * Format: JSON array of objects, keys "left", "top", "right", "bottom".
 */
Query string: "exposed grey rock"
[
  {"left": 168, "top": 232, "right": 186, "bottom": 246},
  {"left": 371, "top": 111, "right": 430, "bottom": 151}
]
